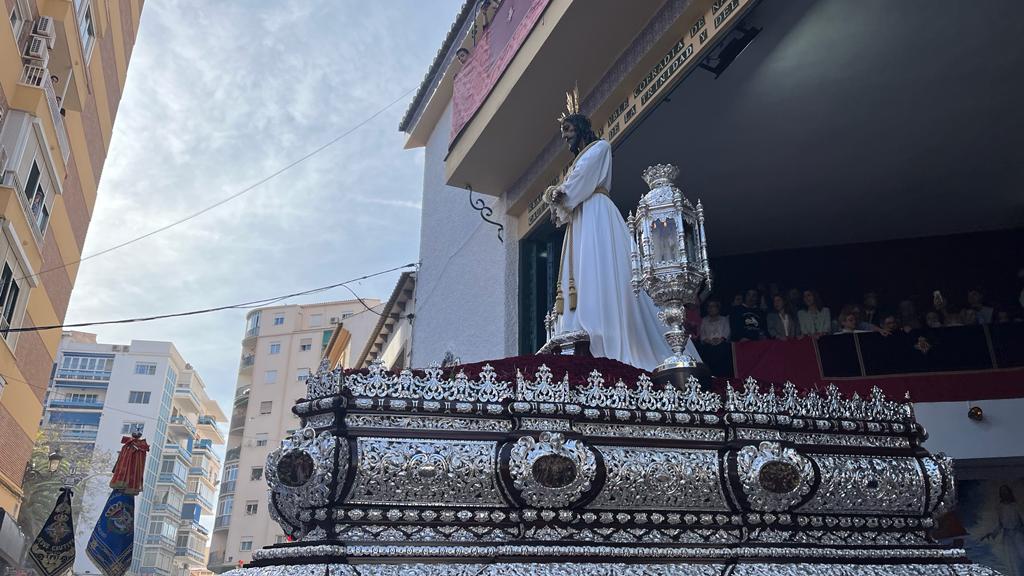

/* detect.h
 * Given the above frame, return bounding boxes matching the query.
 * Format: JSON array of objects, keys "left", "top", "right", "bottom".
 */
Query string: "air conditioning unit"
[
  {"left": 329, "top": 317, "right": 341, "bottom": 324},
  {"left": 24, "top": 35, "right": 48, "bottom": 63},
  {"left": 34, "top": 17, "right": 55, "bottom": 46}
]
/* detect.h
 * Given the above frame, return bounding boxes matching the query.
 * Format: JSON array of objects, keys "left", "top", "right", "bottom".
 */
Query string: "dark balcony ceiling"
[{"left": 611, "top": 0, "right": 1024, "bottom": 256}]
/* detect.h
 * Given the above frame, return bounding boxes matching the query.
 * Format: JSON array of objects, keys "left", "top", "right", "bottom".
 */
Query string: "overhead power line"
[
  {"left": 19, "top": 86, "right": 416, "bottom": 284},
  {"left": 6, "top": 262, "right": 416, "bottom": 334}
]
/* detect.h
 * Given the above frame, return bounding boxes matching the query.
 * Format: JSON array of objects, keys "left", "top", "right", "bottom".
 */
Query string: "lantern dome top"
[{"left": 641, "top": 163, "right": 680, "bottom": 190}]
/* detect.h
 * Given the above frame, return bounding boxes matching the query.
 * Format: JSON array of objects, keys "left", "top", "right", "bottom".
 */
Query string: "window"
[
  {"left": 269, "top": 342, "right": 281, "bottom": 355},
  {"left": 78, "top": 4, "right": 95, "bottom": 60},
  {"left": 23, "top": 161, "right": 50, "bottom": 235},
  {"left": 142, "top": 552, "right": 157, "bottom": 567},
  {"left": 259, "top": 401, "right": 272, "bottom": 415},
  {"left": 176, "top": 533, "right": 189, "bottom": 549},
  {"left": 299, "top": 338, "right": 312, "bottom": 352},
  {"left": 120, "top": 421, "right": 144, "bottom": 435},
  {"left": 250, "top": 467, "right": 263, "bottom": 481},
  {"left": 296, "top": 368, "right": 310, "bottom": 381},
  {"left": 245, "top": 500, "right": 258, "bottom": 515},
  {"left": 273, "top": 314, "right": 285, "bottom": 325},
  {"left": 160, "top": 458, "right": 175, "bottom": 474},
  {"left": 245, "top": 312, "right": 260, "bottom": 338},
  {"left": 0, "top": 262, "right": 21, "bottom": 339},
  {"left": 310, "top": 314, "right": 323, "bottom": 327},
  {"left": 128, "top": 390, "right": 151, "bottom": 404},
  {"left": 23, "top": 162, "right": 40, "bottom": 204},
  {"left": 217, "top": 495, "right": 233, "bottom": 518},
  {"left": 239, "top": 539, "right": 253, "bottom": 552},
  {"left": 135, "top": 362, "right": 157, "bottom": 375},
  {"left": 9, "top": 2, "right": 24, "bottom": 38},
  {"left": 255, "top": 433, "right": 268, "bottom": 447},
  {"left": 263, "top": 370, "right": 277, "bottom": 384}
]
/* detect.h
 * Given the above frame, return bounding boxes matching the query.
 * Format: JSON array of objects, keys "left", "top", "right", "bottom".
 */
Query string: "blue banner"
[
  {"left": 86, "top": 490, "right": 135, "bottom": 576},
  {"left": 28, "top": 488, "right": 75, "bottom": 576}
]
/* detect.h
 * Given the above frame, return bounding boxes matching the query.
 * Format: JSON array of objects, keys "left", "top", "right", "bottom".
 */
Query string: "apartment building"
[
  {"left": 41, "top": 331, "right": 225, "bottom": 576},
  {"left": 208, "top": 300, "right": 379, "bottom": 572},
  {"left": 0, "top": 0, "right": 143, "bottom": 567}
]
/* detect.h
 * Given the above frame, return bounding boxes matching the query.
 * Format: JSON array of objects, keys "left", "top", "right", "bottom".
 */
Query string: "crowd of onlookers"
[{"left": 696, "top": 275, "right": 1024, "bottom": 349}]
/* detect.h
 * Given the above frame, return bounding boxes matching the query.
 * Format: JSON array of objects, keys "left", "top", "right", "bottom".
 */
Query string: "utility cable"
[
  {"left": 6, "top": 262, "right": 415, "bottom": 334},
  {"left": 17, "top": 87, "right": 416, "bottom": 284}
]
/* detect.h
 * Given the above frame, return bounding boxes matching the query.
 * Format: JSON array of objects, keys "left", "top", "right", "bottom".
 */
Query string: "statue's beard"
[{"left": 569, "top": 135, "right": 583, "bottom": 156}]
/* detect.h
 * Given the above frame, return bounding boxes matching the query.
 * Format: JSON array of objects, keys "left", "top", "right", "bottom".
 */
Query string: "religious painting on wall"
[{"left": 940, "top": 479, "right": 1024, "bottom": 575}]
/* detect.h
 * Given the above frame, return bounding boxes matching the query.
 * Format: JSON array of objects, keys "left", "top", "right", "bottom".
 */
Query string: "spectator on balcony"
[
  {"left": 767, "top": 294, "right": 800, "bottom": 340},
  {"left": 456, "top": 47, "right": 470, "bottom": 65},
  {"left": 925, "top": 310, "right": 943, "bottom": 329},
  {"left": 798, "top": 290, "right": 831, "bottom": 338},
  {"left": 834, "top": 307, "right": 873, "bottom": 334},
  {"left": 931, "top": 290, "right": 956, "bottom": 325},
  {"left": 731, "top": 289, "right": 767, "bottom": 342},
  {"left": 786, "top": 287, "right": 803, "bottom": 315},
  {"left": 897, "top": 300, "right": 922, "bottom": 333},
  {"left": 699, "top": 300, "right": 730, "bottom": 346},
  {"left": 834, "top": 308, "right": 861, "bottom": 334},
  {"left": 861, "top": 291, "right": 883, "bottom": 328},
  {"left": 967, "top": 288, "right": 994, "bottom": 324},
  {"left": 880, "top": 314, "right": 899, "bottom": 336}
]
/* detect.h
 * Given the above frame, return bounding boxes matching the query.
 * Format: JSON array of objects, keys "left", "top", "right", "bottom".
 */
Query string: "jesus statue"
[{"left": 541, "top": 98, "right": 701, "bottom": 372}]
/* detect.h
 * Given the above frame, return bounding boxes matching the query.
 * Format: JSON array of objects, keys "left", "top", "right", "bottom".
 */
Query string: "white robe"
[{"left": 549, "top": 139, "right": 700, "bottom": 371}]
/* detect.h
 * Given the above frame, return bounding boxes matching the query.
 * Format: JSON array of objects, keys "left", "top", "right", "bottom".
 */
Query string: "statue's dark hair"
[{"left": 562, "top": 113, "right": 598, "bottom": 156}]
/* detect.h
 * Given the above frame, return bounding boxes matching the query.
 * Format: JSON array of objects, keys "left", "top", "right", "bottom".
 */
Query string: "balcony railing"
[
  {"left": 50, "top": 425, "right": 99, "bottom": 442},
  {"left": 18, "top": 64, "right": 70, "bottom": 163},
  {"left": 197, "top": 415, "right": 218, "bottom": 427},
  {"left": 168, "top": 415, "right": 197, "bottom": 436},
  {"left": 157, "top": 472, "right": 187, "bottom": 491},
  {"left": 214, "top": 515, "right": 231, "bottom": 529},
  {"left": 239, "top": 354, "right": 255, "bottom": 369},
  {"left": 48, "top": 398, "right": 104, "bottom": 409},
  {"left": 163, "top": 442, "right": 191, "bottom": 462}
]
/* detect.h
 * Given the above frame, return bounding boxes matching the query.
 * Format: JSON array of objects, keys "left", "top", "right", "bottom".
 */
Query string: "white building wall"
[
  {"left": 412, "top": 103, "right": 512, "bottom": 366},
  {"left": 916, "top": 398, "right": 1024, "bottom": 460}
]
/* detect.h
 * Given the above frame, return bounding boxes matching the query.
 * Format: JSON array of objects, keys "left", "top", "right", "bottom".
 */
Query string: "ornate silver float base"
[{"left": 225, "top": 562, "right": 998, "bottom": 576}]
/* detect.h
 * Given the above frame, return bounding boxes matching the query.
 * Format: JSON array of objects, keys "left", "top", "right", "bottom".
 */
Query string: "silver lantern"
[{"left": 628, "top": 164, "right": 711, "bottom": 380}]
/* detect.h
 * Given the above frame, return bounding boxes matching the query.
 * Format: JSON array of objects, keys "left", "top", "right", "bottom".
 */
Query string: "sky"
[{"left": 65, "top": 1, "right": 462, "bottom": 426}]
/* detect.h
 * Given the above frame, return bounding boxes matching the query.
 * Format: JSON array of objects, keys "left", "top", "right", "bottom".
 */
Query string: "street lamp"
[
  {"left": 47, "top": 448, "right": 63, "bottom": 473},
  {"left": 628, "top": 164, "right": 711, "bottom": 387}
]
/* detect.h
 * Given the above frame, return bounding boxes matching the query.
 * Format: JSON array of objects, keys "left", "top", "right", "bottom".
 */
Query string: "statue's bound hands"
[{"left": 544, "top": 185, "right": 566, "bottom": 205}]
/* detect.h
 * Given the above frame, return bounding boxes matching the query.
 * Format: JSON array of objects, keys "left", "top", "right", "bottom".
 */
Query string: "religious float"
[{"left": 223, "top": 165, "right": 996, "bottom": 575}]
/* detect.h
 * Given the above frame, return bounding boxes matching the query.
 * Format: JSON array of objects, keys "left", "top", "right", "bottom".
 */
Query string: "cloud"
[{"left": 65, "top": 0, "right": 459, "bottom": 465}]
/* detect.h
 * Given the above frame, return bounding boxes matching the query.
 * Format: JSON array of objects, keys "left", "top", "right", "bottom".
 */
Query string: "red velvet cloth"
[
  {"left": 109, "top": 436, "right": 149, "bottom": 495},
  {"left": 732, "top": 338, "right": 821, "bottom": 386}
]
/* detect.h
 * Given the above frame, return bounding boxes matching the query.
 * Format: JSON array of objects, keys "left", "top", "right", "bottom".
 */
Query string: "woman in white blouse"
[{"left": 798, "top": 290, "right": 831, "bottom": 338}]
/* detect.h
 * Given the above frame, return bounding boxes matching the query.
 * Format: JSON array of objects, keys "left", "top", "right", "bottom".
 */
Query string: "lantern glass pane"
[
  {"left": 684, "top": 220, "right": 698, "bottom": 264},
  {"left": 650, "top": 217, "right": 678, "bottom": 264}
]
